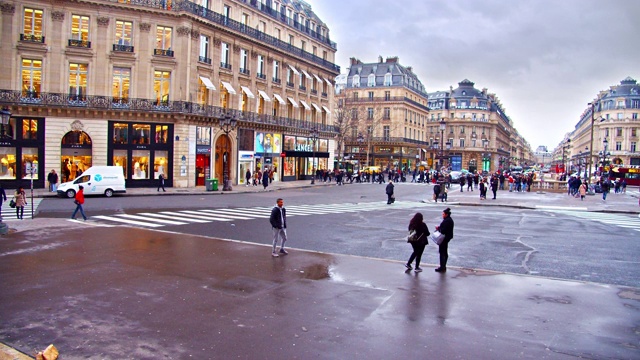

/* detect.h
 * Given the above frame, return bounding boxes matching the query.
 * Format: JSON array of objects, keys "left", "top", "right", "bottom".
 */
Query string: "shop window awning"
[
  {"left": 258, "top": 90, "right": 271, "bottom": 102},
  {"left": 241, "top": 86, "right": 255, "bottom": 98},
  {"left": 311, "top": 103, "right": 322, "bottom": 112},
  {"left": 300, "top": 69, "right": 311, "bottom": 78},
  {"left": 221, "top": 81, "right": 236, "bottom": 95},
  {"left": 322, "top": 105, "right": 331, "bottom": 114},
  {"left": 288, "top": 97, "right": 299, "bottom": 108},
  {"left": 288, "top": 64, "right": 300, "bottom": 76},
  {"left": 199, "top": 76, "right": 216, "bottom": 90},
  {"left": 312, "top": 73, "right": 323, "bottom": 84},
  {"left": 273, "top": 94, "right": 286, "bottom": 105},
  {"left": 323, "top": 77, "right": 333, "bottom": 86},
  {"left": 299, "top": 100, "right": 311, "bottom": 110}
]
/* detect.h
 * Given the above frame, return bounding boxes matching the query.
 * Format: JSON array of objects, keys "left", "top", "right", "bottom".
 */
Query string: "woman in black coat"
[
  {"left": 405, "top": 212, "right": 430, "bottom": 272},
  {"left": 385, "top": 180, "right": 395, "bottom": 204},
  {"left": 435, "top": 207, "right": 454, "bottom": 272}
]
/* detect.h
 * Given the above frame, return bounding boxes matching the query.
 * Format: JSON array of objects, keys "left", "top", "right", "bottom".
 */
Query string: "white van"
[{"left": 57, "top": 166, "right": 126, "bottom": 198}]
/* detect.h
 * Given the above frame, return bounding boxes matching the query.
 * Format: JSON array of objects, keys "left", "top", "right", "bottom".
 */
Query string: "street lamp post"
[
  {"left": 600, "top": 138, "right": 610, "bottom": 177},
  {"left": 0, "top": 108, "right": 11, "bottom": 234},
  {"left": 561, "top": 139, "right": 571, "bottom": 177},
  {"left": 309, "top": 127, "right": 319, "bottom": 184},
  {"left": 219, "top": 114, "right": 238, "bottom": 191},
  {"left": 482, "top": 138, "right": 489, "bottom": 173},
  {"left": 438, "top": 119, "right": 446, "bottom": 171},
  {"left": 357, "top": 133, "right": 364, "bottom": 172}
]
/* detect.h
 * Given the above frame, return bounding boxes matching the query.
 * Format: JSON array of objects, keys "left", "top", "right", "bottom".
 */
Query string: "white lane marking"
[
  {"left": 115, "top": 214, "right": 188, "bottom": 225},
  {"left": 92, "top": 215, "right": 163, "bottom": 227},
  {"left": 159, "top": 211, "right": 231, "bottom": 221},
  {"left": 140, "top": 213, "right": 211, "bottom": 223}
]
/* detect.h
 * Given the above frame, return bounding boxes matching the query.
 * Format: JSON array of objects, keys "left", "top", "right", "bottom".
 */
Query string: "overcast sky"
[{"left": 310, "top": 0, "right": 640, "bottom": 151}]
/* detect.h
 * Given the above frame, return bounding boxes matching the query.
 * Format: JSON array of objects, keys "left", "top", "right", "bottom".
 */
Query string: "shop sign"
[
  {"left": 240, "top": 153, "right": 254, "bottom": 159},
  {"left": 196, "top": 147, "right": 211, "bottom": 154}
]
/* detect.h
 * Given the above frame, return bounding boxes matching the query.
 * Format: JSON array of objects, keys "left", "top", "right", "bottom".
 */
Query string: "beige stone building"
[
  {"left": 557, "top": 77, "right": 640, "bottom": 178},
  {"left": 0, "top": 0, "right": 339, "bottom": 190}
]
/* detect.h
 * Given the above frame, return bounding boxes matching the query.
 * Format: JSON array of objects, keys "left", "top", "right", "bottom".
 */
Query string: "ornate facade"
[{"left": 0, "top": 0, "right": 339, "bottom": 189}]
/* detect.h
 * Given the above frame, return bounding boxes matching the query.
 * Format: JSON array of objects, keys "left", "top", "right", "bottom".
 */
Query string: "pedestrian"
[
  {"left": 466, "top": 173, "right": 473, "bottom": 191},
  {"left": 245, "top": 169, "right": 251, "bottom": 186},
  {"left": 13, "top": 186, "right": 27, "bottom": 220},
  {"left": 435, "top": 207, "right": 454, "bottom": 272},
  {"left": 269, "top": 198, "right": 288, "bottom": 257},
  {"left": 601, "top": 179, "right": 610, "bottom": 201},
  {"left": 490, "top": 175, "right": 498, "bottom": 200},
  {"left": 71, "top": 185, "right": 87, "bottom": 220},
  {"left": 0, "top": 183, "right": 6, "bottom": 208},
  {"left": 459, "top": 174, "right": 466, "bottom": 192},
  {"left": 405, "top": 212, "right": 430, "bottom": 272},
  {"left": 621, "top": 179, "right": 627, "bottom": 194},
  {"left": 433, "top": 182, "right": 441, "bottom": 203},
  {"left": 479, "top": 177, "right": 487, "bottom": 200},
  {"left": 262, "top": 168, "right": 270, "bottom": 190},
  {"left": 579, "top": 182, "right": 587, "bottom": 201},
  {"left": 441, "top": 185, "right": 448, "bottom": 202},
  {"left": 386, "top": 180, "right": 395, "bottom": 204},
  {"left": 157, "top": 173, "right": 166, "bottom": 192},
  {"left": 47, "top": 169, "right": 59, "bottom": 192}
]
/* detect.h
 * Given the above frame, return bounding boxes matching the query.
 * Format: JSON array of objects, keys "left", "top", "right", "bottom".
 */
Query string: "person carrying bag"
[{"left": 405, "top": 212, "right": 430, "bottom": 273}]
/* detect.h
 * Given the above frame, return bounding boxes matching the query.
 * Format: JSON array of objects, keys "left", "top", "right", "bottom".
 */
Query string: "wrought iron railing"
[
  {"left": 20, "top": 34, "right": 45, "bottom": 43},
  {"left": 154, "top": 48, "right": 174, "bottom": 57},
  {"left": 68, "top": 39, "right": 91, "bottom": 48},
  {"left": 198, "top": 56, "right": 211, "bottom": 65},
  {"left": 0, "top": 89, "right": 336, "bottom": 133},
  {"left": 113, "top": 44, "right": 134, "bottom": 52}
]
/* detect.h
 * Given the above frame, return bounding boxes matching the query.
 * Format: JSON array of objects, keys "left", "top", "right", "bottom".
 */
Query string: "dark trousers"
[
  {"left": 408, "top": 242, "right": 426, "bottom": 268},
  {"left": 492, "top": 189, "right": 497, "bottom": 199},
  {"left": 439, "top": 241, "right": 449, "bottom": 269},
  {"left": 16, "top": 206, "right": 24, "bottom": 219},
  {"left": 387, "top": 193, "right": 393, "bottom": 204},
  {"left": 157, "top": 179, "right": 165, "bottom": 191}
]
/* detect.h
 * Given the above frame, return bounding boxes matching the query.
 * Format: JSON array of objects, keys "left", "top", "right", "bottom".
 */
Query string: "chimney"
[
  {"left": 385, "top": 56, "right": 398, "bottom": 63},
  {"left": 378, "top": 55, "right": 383, "bottom": 63},
  {"left": 482, "top": 88, "right": 488, "bottom": 95},
  {"left": 407, "top": 66, "right": 412, "bottom": 73},
  {"left": 350, "top": 57, "right": 358, "bottom": 66}
]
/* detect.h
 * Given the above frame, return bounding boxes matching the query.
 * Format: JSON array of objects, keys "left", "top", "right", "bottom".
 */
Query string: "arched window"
[
  {"left": 352, "top": 74, "right": 360, "bottom": 87},
  {"left": 368, "top": 73, "right": 375, "bottom": 87},
  {"left": 384, "top": 72, "right": 392, "bottom": 86},
  {"left": 62, "top": 130, "right": 92, "bottom": 145}
]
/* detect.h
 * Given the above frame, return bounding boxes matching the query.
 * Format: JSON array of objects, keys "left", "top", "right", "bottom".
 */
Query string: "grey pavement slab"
[{"left": 1, "top": 224, "right": 638, "bottom": 359}]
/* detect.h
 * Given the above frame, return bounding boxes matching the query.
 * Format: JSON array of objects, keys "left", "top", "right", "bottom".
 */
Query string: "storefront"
[
  {"left": 255, "top": 131, "right": 282, "bottom": 182},
  {"left": 238, "top": 151, "right": 255, "bottom": 185},
  {"left": 282, "top": 134, "right": 329, "bottom": 181},
  {"left": 195, "top": 126, "right": 212, "bottom": 186},
  {"left": 107, "top": 121, "right": 174, "bottom": 188},
  {"left": 0, "top": 116, "right": 45, "bottom": 188}
]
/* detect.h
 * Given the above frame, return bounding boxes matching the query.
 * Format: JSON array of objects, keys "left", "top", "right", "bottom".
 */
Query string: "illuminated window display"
[
  {"left": 132, "top": 150, "right": 150, "bottom": 179},
  {"left": 22, "top": 147, "right": 39, "bottom": 179},
  {"left": 113, "top": 149, "right": 128, "bottom": 178},
  {"left": 0, "top": 147, "right": 16, "bottom": 179}
]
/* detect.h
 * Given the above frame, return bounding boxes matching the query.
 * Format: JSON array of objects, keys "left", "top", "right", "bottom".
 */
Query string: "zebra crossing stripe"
[
  {"left": 541, "top": 209, "right": 640, "bottom": 232},
  {"left": 92, "top": 215, "right": 164, "bottom": 227},
  {"left": 159, "top": 211, "right": 232, "bottom": 221},
  {"left": 199, "top": 209, "right": 261, "bottom": 219},
  {"left": 140, "top": 213, "right": 211, "bottom": 223},
  {"left": 218, "top": 208, "right": 270, "bottom": 218},
  {"left": 180, "top": 210, "right": 249, "bottom": 220},
  {"left": 115, "top": 214, "right": 189, "bottom": 226}
]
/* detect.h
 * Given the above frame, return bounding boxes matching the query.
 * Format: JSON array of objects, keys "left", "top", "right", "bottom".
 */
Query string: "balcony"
[
  {"left": 322, "top": 92, "right": 328, "bottom": 98},
  {"left": 20, "top": 34, "right": 45, "bottom": 43},
  {"left": 299, "top": 85, "right": 306, "bottom": 91},
  {"left": 256, "top": 73, "right": 266, "bottom": 80},
  {"left": 311, "top": 89, "right": 318, "bottom": 95},
  {"left": 0, "top": 89, "right": 339, "bottom": 134},
  {"left": 239, "top": 68, "right": 250, "bottom": 76},
  {"left": 272, "top": 77, "right": 281, "bottom": 84},
  {"left": 287, "top": 82, "right": 295, "bottom": 88},
  {"left": 154, "top": 48, "right": 174, "bottom": 57},
  {"left": 68, "top": 39, "right": 91, "bottom": 48},
  {"left": 198, "top": 56, "right": 212, "bottom": 65},
  {"left": 113, "top": 44, "right": 134, "bottom": 52},
  {"left": 220, "top": 62, "right": 232, "bottom": 70}
]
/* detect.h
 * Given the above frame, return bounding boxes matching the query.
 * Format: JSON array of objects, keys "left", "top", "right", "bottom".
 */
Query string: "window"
[
  {"left": 221, "top": 42, "right": 230, "bottom": 68},
  {"left": 257, "top": 55, "right": 264, "bottom": 77},
  {"left": 154, "top": 150, "right": 168, "bottom": 179},
  {"left": 132, "top": 149, "right": 150, "bottom": 179},
  {"left": 616, "top": 141, "right": 622, "bottom": 151},
  {"left": 113, "top": 123, "right": 128, "bottom": 144},
  {"left": 384, "top": 73, "right": 392, "bottom": 86},
  {"left": 632, "top": 128, "right": 637, "bottom": 137},
  {"left": 274, "top": 28, "right": 280, "bottom": 39},
  {"left": 616, "top": 127, "right": 623, "bottom": 137},
  {"left": 460, "top": 126, "right": 465, "bottom": 133},
  {"left": 368, "top": 73, "right": 375, "bottom": 87},
  {"left": 384, "top": 91, "right": 390, "bottom": 100},
  {"left": 617, "top": 113, "right": 623, "bottom": 119},
  {"left": 605, "top": 128, "right": 609, "bottom": 137},
  {"left": 113, "top": 149, "right": 128, "bottom": 178},
  {"left": 633, "top": 113, "right": 638, "bottom": 119},
  {"left": 68, "top": 63, "right": 88, "bottom": 101},
  {"left": 155, "top": 26, "right": 172, "bottom": 54},
  {"left": 71, "top": 15, "right": 90, "bottom": 43},
  {"left": 312, "top": 46, "right": 317, "bottom": 56},
  {"left": 196, "top": 127, "right": 211, "bottom": 145},
  {"left": 242, "top": 13, "right": 248, "bottom": 26},
  {"left": 352, "top": 74, "right": 360, "bottom": 87},
  {"left": 199, "top": 35, "right": 210, "bottom": 63},
  {"left": 155, "top": 125, "right": 169, "bottom": 144},
  {"left": 258, "top": 21, "right": 266, "bottom": 33},
  {"left": 23, "top": 8, "right": 44, "bottom": 41},
  {"left": 22, "top": 120, "right": 38, "bottom": 141},
  {"left": 459, "top": 138, "right": 465, "bottom": 148},
  {"left": 383, "top": 126, "right": 390, "bottom": 141},
  {"left": 154, "top": 70, "right": 171, "bottom": 105},
  {"left": 368, "top": 91, "right": 374, "bottom": 100},
  {"left": 323, "top": 51, "right": 327, "bottom": 60},
  {"left": 240, "top": 49, "right": 249, "bottom": 73},
  {"left": 197, "top": 78, "right": 208, "bottom": 105},
  {"left": 353, "top": 92, "right": 358, "bottom": 100},
  {"left": 289, "top": 34, "right": 294, "bottom": 45},
  {"left": 301, "top": 40, "right": 306, "bottom": 52},
  {"left": 383, "top": 108, "right": 390, "bottom": 119},
  {"left": 351, "top": 109, "right": 358, "bottom": 120},
  {"left": 272, "top": 60, "right": 279, "bottom": 81},
  {"left": 112, "top": 67, "right": 130, "bottom": 102},
  {"left": 631, "top": 142, "right": 637, "bottom": 152},
  {"left": 223, "top": 5, "right": 230, "bottom": 19},
  {"left": 21, "top": 59, "right": 42, "bottom": 97},
  {"left": 115, "top": 20, "right": 133, "bottom": 45},
  {"left": 367, "top": 108, "right": 374, "bottom": 119}
]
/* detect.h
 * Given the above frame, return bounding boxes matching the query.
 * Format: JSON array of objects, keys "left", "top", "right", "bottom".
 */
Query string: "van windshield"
[{"left": 74, "top": 175, "right": 90, "bottom": 184}]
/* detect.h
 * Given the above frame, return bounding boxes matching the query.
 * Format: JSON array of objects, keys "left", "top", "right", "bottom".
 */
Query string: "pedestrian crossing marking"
[
  {"left": 1, "top": 198, "right": 44, "bottom": 221},
  {"left": 86, "top": 200, "right": 437, "bottom": 228},
  {"left": 540, "top": 209, "right": 640, "bottom": 232}
]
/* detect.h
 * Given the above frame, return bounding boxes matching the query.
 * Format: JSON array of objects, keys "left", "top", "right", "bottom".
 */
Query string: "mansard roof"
[
  {"left": 346, "top": 57, "right": 427, "bottom": 96},
  {"left": 600, "top": 77, "right": 640, "bottom": 99}
]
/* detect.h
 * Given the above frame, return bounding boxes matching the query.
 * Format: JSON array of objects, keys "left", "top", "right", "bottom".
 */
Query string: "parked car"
[{"left": 449, "top": 171, "right": 463, "bottom": 183}]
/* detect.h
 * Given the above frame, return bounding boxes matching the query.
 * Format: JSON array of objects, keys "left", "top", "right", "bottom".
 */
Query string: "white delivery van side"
[{"left": 57, "top": 166, "right": 126, "bottom": 198}]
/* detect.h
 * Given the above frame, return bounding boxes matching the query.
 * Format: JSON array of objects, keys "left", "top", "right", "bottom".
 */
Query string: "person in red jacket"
[{"left": 71, "top": 185, "right": 87, "bottom": 220}]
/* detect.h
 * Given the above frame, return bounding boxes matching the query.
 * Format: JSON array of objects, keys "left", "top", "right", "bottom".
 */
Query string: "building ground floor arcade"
[{"left": 0, "top": 115, "right": 334, "bottom": 190}]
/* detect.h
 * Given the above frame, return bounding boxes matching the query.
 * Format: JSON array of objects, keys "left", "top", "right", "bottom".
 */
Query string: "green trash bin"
[{"left": 205, "top": 178, "right": 218, "bottom": 191}]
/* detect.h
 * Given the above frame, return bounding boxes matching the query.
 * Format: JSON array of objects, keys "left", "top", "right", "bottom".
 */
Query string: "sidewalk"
[{"left": 1, "top": 223, "right": 638, "bottom": 359}]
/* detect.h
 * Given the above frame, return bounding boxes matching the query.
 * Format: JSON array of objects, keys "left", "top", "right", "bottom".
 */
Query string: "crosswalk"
[
  {"left": 87, "top": 200, "right": 436, "bottom": 228},
  {"left": 540, "top": 209, "right": 640, "bottom": 232},
  {"left": 0, "top": 198, "right": 44, "bottom": 221}
]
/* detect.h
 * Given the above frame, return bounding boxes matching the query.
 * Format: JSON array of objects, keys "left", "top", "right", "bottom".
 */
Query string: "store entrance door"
[{"left": 196, "top": 154, "right": 210, "bottom": 186}]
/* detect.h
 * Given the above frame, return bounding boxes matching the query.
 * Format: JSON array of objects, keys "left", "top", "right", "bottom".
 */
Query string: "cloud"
[{"left": 310, "top": 0, "right": 640, "bottom": 149}]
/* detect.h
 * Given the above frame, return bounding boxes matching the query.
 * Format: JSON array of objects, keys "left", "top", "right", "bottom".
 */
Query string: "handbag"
[
  {"left": 9, "top": 199, "right": 16, "bottom": 208},
  {"left": 429, "top": 231, "right": 446, "bottom": 245},
  {"left": 407, "top": 229, "right": 419, "bottom": 243}
]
